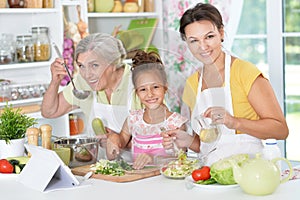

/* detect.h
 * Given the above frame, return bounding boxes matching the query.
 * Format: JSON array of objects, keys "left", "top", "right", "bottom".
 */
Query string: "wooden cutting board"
[{"left": 71, "top": 165, "right": 161, "bottom": 183}]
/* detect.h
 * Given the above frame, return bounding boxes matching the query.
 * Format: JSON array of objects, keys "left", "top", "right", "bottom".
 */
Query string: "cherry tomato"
[
  {"left": 0, "top": 159, "right": 14, "bottom": 173},
  {"left": 192, "top": 166, "right": 211, "bottom": 181}
]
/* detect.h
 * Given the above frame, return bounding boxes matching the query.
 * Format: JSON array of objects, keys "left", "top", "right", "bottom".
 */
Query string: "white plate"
[{"left": 185, "top": 176, "right": 239, "bottom": 190}]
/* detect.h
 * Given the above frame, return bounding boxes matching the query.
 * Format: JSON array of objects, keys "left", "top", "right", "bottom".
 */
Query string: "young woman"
[
  {"left": 162, "top": 3, "right": 288, "bottom": 165},
  {"left": 106, "top": 50, "right": 188, "bottom": 169}
]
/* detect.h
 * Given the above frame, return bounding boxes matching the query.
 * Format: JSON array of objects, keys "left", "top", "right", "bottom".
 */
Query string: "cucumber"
[
  {"left": 7, "top": 156, "right": 30, "bottom": 164},
  {"left": 92, "top": 118, "right": 106, "bottom": 135},
  {"left": 14, "top": 165, "right": 21, "bottom": 174}
]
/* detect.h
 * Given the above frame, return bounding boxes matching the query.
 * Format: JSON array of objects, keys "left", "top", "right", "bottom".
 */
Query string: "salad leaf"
[
  {"left": 210, "top": 154, "right": 249, "bottom": 185},
  {"left": 196, "top": 178, "right": 217, "bottom": 185}
]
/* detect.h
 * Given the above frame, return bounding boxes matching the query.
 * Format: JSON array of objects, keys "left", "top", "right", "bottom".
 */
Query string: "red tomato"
[
  {"left": 192, "top": 166, "right": 211, "bottom": 181},
  {"left": 0, "top": 159, "right": 14, "bottom": 173}
]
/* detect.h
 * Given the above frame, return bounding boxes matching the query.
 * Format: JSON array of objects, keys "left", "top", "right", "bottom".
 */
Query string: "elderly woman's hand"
[
  {"left": 50, "top": 58, "right": 68, "bottom": 84},
  {"left": 106, "top": 133, "right": 121, "bottom": 160}
]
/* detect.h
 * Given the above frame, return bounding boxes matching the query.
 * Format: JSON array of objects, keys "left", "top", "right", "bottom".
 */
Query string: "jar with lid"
[
  {"left": 16, "top": 35, "right": 34, "bottom": 63},
  {"left": 0, "top": 80, "right": 11, "bottom": 102},
  {"left": 31, "top": 27, "right": 51, "bottom": 61}
]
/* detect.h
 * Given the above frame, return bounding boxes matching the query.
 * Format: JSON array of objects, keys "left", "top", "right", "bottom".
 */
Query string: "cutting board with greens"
[{"left": 71, "top": 159, "right": 160, "bottom": 183}]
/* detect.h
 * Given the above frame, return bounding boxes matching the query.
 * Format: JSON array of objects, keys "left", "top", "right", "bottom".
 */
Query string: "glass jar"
[
  {"left": 1, "top": 33, "right": 16, "bottom": 63},
  {"left": 31, "top": 27, "right": 51, "bottom": 61},
  {"left": 0, "top": 80, "right": 11, "bottom": 102},
  {"left": 16, "top": 35, "right": 34, "bottom": 63}
]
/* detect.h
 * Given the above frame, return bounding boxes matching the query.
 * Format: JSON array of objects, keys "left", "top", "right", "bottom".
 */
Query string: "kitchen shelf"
[
  {"left": 87, "top": 12, "right": 158, "bottom": 18},
  {"left": 0, "top": 61, "right": 52, "bottom": 70},
  {"left": 0, "top": 97, "right": 43, "bottom": 108},
  {"left": 0, "top": 8, "right": 58, "bottom": 14}
]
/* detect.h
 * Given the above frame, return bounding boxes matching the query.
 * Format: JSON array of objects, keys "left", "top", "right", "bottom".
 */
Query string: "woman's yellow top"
[{"left": 182, "top": 58, "right": 265, "bottom": 134}]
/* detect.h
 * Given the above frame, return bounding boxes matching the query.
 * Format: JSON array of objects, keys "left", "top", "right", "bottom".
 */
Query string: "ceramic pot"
[{"left": 0, "top": 138, "right": 25, "bottom": 159}]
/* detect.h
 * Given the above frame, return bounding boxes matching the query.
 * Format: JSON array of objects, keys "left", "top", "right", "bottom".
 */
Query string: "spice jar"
[
  {"left": 31, "top": 27, "right": 51, "bottom": 61},
  {"left": 16, "top": 35, "right": 34, "bottom": 63}
]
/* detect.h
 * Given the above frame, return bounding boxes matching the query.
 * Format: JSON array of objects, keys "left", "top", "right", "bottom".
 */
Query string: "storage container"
[
  {"left": 31, "top": 27, "right": 51, "bottom": 61},
  {"left": 16, "top": 35, "right": 34, "bottom": 63}
]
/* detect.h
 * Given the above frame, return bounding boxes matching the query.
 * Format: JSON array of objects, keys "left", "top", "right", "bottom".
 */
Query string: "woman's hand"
[
  {"left": 50, "top": 58, "right": 68, "bottom": 85},
  {"left": 203, "top": 107, "right": 236, "bottom": 129},
  {"left": 95, "top": 133, "right": 108, "bottom": 148},
  {"left": 133, "top": 153, "right": 153, "bottom": 170},
  {"left": 106, "top": 133, "right": 121, "bottom": 160}
]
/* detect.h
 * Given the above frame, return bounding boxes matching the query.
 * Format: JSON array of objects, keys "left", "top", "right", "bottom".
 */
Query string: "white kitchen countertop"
[{"left": 0, "top": 173, "right": 299, "bottom": 200}]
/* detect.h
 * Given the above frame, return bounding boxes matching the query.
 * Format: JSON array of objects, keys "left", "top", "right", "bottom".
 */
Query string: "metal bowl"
[{"left": 53, "top": 137, "right": 99, "bottom": 168}]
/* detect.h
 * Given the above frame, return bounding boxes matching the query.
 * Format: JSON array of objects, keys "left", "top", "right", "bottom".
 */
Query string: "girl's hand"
[
  {"left": 133, "top": 153, "right": 153, "bottom": 170},
  {"left": 161, "top": 129, "right": 194, "bottom": 149},
  {"left": 203, "top": 107, "right": 236, "bottom": 129}
]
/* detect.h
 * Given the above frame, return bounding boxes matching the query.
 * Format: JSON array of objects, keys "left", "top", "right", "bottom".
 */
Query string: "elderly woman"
[{"left": 41, "top": 33, "right": 142, "bottom": 135}]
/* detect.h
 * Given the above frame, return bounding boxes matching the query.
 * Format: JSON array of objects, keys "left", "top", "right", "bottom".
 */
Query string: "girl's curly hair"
[{"left": 130, "top": 49, "right": 167, "bottom": 88}]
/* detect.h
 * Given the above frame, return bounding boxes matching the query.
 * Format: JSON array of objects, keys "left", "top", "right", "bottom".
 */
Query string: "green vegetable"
[
  {"left": 8, "top": 158, "right": 27, "bottom": 174},
  {"left": 92, "top": 118, "right": 106, "bottom": 135},
  {"left": 91, "top": 159, "right": 129, "bottom": 176},
  {"left": 210, "top": 154, "right": 249, "bottom": 185},
  {"left": 14, "top": 165, "right": 21, "bottom": 174},
  {"left": 196, "top": 178, "right": 217, "bottom": 185}
]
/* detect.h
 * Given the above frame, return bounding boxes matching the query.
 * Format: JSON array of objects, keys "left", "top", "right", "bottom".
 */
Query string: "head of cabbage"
[{"left": 210, "top": 154, "right": 249, "bottom": 185}]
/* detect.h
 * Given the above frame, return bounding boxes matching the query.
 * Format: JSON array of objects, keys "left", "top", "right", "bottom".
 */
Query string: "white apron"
[
  {"left": 191, "top": 52, "right": 263, "bottom": 166},
  {"left": 89, "top": 83, "right": 133, "bottom": 160}
]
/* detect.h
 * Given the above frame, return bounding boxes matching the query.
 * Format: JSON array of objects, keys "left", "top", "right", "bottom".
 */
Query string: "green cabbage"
[{"left": 210, "top": 154, "right": 249, "bottom": 185}]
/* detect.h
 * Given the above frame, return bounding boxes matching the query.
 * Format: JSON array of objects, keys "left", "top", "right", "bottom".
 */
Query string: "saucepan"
[{"left": 53, "top": 137, "right": 99, "bottom": 168}]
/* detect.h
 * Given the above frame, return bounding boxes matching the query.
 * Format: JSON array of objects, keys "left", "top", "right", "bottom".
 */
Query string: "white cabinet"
[
  {"left": 0, "top": 0, "right": 163, "bottom": 138},
  {"left": 0, "top": 0, "right": 85, "bottom": 138}
]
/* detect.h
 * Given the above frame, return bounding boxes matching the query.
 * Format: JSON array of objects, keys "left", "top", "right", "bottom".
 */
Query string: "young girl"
[{"left": 106, "top": 50, "right": 188, "bottom": 169}]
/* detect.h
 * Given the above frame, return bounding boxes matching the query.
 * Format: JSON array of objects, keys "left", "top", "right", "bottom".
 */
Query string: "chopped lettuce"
[{"left": 210, "top": 154, "right": 249, "bottom": 185}]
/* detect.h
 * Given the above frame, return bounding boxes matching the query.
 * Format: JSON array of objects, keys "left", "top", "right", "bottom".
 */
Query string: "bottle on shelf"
[{"left": 262, "top": 139, "right": 282, "bottom": 171}]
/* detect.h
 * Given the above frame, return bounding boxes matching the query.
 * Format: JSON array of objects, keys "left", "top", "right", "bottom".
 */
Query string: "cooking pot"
[{"left": 53, "top": 137, "right": 99, "bottom": 168}]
